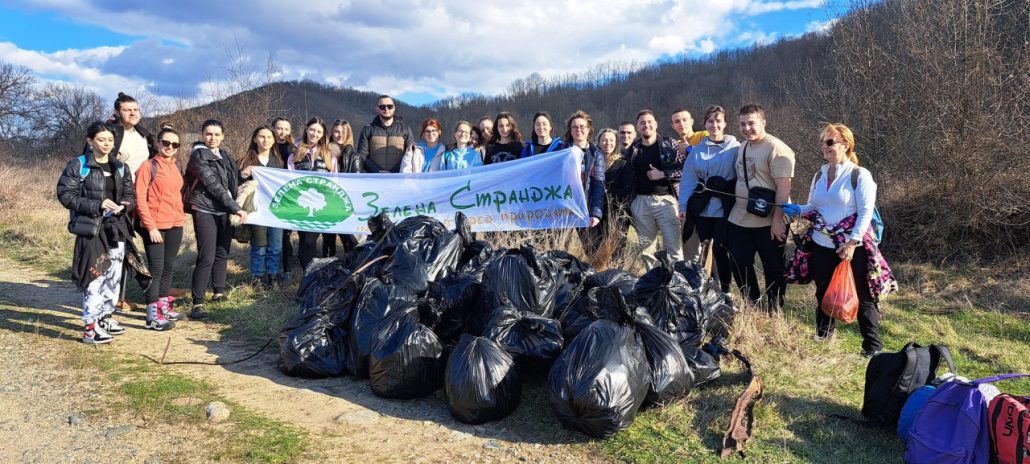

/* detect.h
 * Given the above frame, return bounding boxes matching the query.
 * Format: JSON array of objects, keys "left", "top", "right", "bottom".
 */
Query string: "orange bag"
[{"left": 821, "top": 258, "right": 858, "bottom": 323}]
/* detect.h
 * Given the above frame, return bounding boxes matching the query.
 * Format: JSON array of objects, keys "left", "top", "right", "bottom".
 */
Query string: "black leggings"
[
  {"left": 694, "top": 216, "right": 732, "bottom": 293},
  {"left": 192, "top": 212, "right": 232, "bottom": 304},
  {"left": 808, "top": 243, "right": 882, "bottom": 351},
  {"left": 726, "top": 223, "right": 786, "bottom": 313},
  {"left": 282, "top": 229, "right": 294, "bottom": 273},
  {"left": 142, "top": 227, "right": 183, "bottom": 303}
]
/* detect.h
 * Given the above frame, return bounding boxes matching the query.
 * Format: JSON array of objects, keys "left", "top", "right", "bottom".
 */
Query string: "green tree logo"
[{"left": 268, "top": 176, "right": 354, "bottom": 230}]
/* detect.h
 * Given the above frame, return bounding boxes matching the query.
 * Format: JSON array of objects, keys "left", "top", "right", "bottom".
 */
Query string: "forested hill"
[{"left": 159, "top": 0, "right": 1028, "bottom": 260}]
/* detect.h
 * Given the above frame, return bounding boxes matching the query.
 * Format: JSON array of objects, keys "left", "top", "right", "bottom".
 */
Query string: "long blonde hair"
[{"left": 821, "top": 123, "right": 859, "bottom": 165}]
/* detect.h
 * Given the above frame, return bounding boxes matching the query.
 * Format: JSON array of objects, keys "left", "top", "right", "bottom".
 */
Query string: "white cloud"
[
  {"left": 9, "top": 0, "right": 830, "bottom": 105},
  {"left": 806, "top": 18, "right": 838, "bottom": 34}
]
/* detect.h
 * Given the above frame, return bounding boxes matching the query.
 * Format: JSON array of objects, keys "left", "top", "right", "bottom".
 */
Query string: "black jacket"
[
  {"left": 57, "top": 152, "right": 146, "bottom": 290},
  {"left": 356, "top": 115, "right": 415, "bottom": 173},
  {"left": 112, "top": 124, "right": 156, "bottom": 160},
  {"left": 605, "top": 157, "right": 634, "bottom": 206},
  {"left": 623, "top": 135, "right": 685, "bottom": 198},
  {"left": 185, "top": 146, "right": 242, "bottom": 214},
  {"left": 57, "top": 152, "right": 136, "bottom": 238},
  {"left": 331, "top": 143, "right": 363, "bottom": 173}
]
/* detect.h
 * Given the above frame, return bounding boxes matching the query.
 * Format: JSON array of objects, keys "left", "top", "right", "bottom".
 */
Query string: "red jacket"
[{"left": 135, "top": 156, "right": 185, "bottom": 231}]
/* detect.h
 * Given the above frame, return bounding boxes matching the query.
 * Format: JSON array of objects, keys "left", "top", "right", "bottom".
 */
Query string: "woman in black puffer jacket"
[
  {"left": 286, "top": 117, "right": 332, "bottom": 270},
  {"left": 57, "top": 121, "right": 147, "bottom": 344},
  {"left": 184, "top": 119, "right": 247, "bottom": 320}
]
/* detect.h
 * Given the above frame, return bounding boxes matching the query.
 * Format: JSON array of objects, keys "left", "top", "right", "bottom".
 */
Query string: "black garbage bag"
[
  {"left": 558, "top": 285, "right": 633, "bottom": 342},
  {"left": 278, "top": 276, "right": 365, "bottom": 378},
  {"left": 454, "top": 211, "right": 476, "bottom": 246},
  {"left": 677, "top": 272, "right": 736, "bottom": 348},
  {"left": 457, "top": 240, "right": 494, "bottom": 274},
  {"left": 583, "top": 269, "right": 638, "bottom": 302},
  {"left": 680, "top": 344, "right": 721, "bottom": 386},
  {"left": 425, "top": 232, "right": 464, "bottom": 281},
  {"left": 380, "top": 239, "right": 430, "bottom": 297},
  {"left": 366, "top": 211, "right": 395, "bottom": 243},
  {"left": 485, "top": 306, "right": 563, "bottom": 375},
  {"left": 673, "top": 259, "right": 708, "bottom": 290},
  {"left": 380, "top": 215, "right": 450, "bottom": 248},
  {"left": 634, "top": 319, "right": 694, "bottom": 404},
  {"left": 445, "top": 334, "right": 521, "bottom": 424},
  {"left": 346, "top": 278, "right": 415, "bottom": 378},
  {"left": 296, "top": 256, "right": 349, "bottom": 303},
  {"left": 635, "top": 251, "right": 694, "bottom": 345},
  {"left": 368, "top": 307, "right": 444, "bottom": 399},
  {"left": 547, "top": 319, "right": 651, "bottom": 438},
  {"left": 540, "top": 250, "right": 594, "bottom": 283},
  {"left": 428, "top": 272, "right": 485, "bottom": 343},
  {"left": 482, "top": 244, "right": 559, "bottom": 317}
]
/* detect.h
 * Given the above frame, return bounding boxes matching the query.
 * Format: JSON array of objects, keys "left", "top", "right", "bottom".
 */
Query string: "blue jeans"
[{"left": 250, "top": 226, "right": 282, "bottom": 277}]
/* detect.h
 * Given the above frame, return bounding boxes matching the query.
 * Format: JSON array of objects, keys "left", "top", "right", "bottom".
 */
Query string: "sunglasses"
[
  {"left": 160, "top": 140, "right": 181, "bottom": 149},
  {"left": 377, "top": 104, "right": 395, "bottom": 110},
  {"left": 334, "top": 119, "right": 349, "bottom": 125},
  {"left": 824, "top": 139, "right": 846, "bottom": 147}
]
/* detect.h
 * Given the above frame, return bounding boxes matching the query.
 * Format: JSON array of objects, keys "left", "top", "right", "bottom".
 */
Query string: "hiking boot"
[
  {"left": 211, "top": 293, "right": 227, "bottom": 303},
  {"left": 188, "top": 305, "right": 210, "bottom": 321},
  {"left": 99, "top": 316, "right": 125, "bottom": 335},
  {"left": 83, "top": 322, "right": 113, "bottom": 344},
  {"left": 146, "top": 315, "right": 175, "bottom": 331},
  {"left": 159, "top": 300, "right": 181, "bottom": 321}
]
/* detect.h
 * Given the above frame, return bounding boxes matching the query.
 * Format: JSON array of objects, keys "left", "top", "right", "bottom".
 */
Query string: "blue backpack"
[
  {"left": 905, "top": 374, "right": 1030, "bottom": 464},
  {"left": 813, "top": 167, "right": 884, "bottom": 243}
]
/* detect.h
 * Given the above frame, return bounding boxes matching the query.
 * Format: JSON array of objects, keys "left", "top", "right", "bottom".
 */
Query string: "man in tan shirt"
[{"left": 726, "top": 104, "right": 795, "bottom": 313}]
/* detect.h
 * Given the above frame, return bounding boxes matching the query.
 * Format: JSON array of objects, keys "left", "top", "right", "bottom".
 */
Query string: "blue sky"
[{"left": 0, "top": 0, "right": 845, "bottom": 109}]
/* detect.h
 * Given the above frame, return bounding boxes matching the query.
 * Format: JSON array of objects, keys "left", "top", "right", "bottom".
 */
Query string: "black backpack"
[{"left": 861, "top": 342, "right": 955, "bottom": 428}]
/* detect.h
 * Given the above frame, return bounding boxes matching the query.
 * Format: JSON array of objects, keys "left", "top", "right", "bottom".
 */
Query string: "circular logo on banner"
[{"left": 268, "top": 176, "right": 354, "bottom": 230}]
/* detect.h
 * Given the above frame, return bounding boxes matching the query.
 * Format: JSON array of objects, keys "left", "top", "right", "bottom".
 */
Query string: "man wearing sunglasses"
[{"left": 356, "top": 95, "right": 415, "bottom": 173}]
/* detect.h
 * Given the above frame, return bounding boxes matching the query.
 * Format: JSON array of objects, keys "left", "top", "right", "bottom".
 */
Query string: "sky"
[{"left": 0, "top": 0, "right": 845, "bottom": 111}]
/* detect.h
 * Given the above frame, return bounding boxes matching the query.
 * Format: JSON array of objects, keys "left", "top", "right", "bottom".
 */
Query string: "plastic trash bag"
[
  {"left": 445, "top": 335, "right": 521, "bottom": 424},
  {"left": 278, "top": 276, "right": 365, "bottom": 378},
  {"left": 821, "top": 258, "right": 858, "bottom": 323},
  {"left": 485, "top": 306, "right": 563, "bottom": 375},
  {"left": 547, "top": 319, "right": 651, "bottom": 438},
  {"left": 634, "top": 251, "right": 693, "bottom": 344},
  {"left": 583, "top": 269, "right": 638, "bottom": 302},
  {"left": 681, "top": 344, "right": 722, "bottom": 386},
  {"left": 482, "top": 244, "right": 558, "bottom": 317},
  {"left": 380, "top": 239, "right": 430, "bottom": 297},
  {"left": 368, "top": 307, "right": 444, "bottom": 399},
  {"left": 346, "top": 278, "right": 414, "bottom": 378},
  {"left": 558, "top": 286, "right": 628, "bottom": 342}
]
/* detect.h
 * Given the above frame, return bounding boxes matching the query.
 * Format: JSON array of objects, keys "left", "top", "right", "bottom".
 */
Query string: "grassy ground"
[{"left": 3, "top": 159, "right": 1028, "bottom": 463}]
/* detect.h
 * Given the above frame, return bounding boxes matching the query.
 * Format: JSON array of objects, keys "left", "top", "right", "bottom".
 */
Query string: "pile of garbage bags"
[{"left": 277, "top": 213, "right": 737, "bottom": 437}]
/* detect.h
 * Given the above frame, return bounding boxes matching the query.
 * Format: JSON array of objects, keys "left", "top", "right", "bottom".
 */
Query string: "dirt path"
[{"left": 0, "top": 258, "right": 600, "bottom": 463}]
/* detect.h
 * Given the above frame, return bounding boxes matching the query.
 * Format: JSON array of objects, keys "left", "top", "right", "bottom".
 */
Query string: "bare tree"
[
  {"left": 0, "top": 62, "right": 36, "bottom": 139},
  {"left": 32, "top": 83, "right": 107, "bottom": 157}
]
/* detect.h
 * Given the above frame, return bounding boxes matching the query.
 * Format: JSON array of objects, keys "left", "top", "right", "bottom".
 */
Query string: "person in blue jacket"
[
  {"left": 439, "top": 121, "right": 483, "bottom": 171},
  {"left": 521, "top": 111, "right": 565, "bottom": 158}
]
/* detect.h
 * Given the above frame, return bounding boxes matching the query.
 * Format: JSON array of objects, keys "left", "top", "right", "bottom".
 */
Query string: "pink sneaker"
[{"left": 159, "top": 300, "right": 181, "bottom": 321}]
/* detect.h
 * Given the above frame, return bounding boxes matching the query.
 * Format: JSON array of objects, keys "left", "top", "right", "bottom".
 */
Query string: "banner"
[{"left": 247, "top": 147, "right": 589, "bottom": 233}]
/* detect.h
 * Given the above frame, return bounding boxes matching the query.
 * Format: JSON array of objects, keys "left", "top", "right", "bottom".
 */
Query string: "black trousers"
[
  {"left": 694, "top": 216, "right": 732, "bottom": 293},
  {"left": 726, "top": 223, "right": 786, "bottom": 312},
  {"left": 142, "top": 227, "right": 183, "bottom": 303},
  {"left": 192, "top": 212, "right": 232, "bottom": 304},
  {"left": 282, "top": 229, "right": 294, "bottom": 273},
  {"left": 297, "top": 231, "right": 319, "bottom": 271},
  {"left": 322, "top": 233, "right": 359, "bottom": 257},
  {"left": 808, "top": 242, "right": 882, "bottom": 352}
]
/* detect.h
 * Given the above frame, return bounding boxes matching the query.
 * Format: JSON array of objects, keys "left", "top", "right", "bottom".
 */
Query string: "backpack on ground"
[
  {"left": 989, "top": 391, "right": 1030, "bottom": 464},
  {"left": 862, "top": 343, "right": 955, "bottom": 428},
  {"left": 813, "top": 167, "right": 884, "bottom": 243},
  {"left": 905, "top": 374, "right": 1029, "bottom": 464}
]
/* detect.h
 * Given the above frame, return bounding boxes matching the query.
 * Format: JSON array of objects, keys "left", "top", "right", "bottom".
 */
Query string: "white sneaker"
[
  {"left": 83, "top": 322, "right": 113, "bottom": 344},
  {"left": 99, "top": 316, "right": 125, "bottom": 335}
]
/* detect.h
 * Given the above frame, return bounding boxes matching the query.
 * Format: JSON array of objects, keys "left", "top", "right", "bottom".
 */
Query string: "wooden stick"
[{"left": 160, "top": 337, "right": 171, "bottom": 364}]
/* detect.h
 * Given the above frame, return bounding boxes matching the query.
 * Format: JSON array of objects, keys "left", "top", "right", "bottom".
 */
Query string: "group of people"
[{"left": 57, "top": 93, "right": 896, "bottom": 356}]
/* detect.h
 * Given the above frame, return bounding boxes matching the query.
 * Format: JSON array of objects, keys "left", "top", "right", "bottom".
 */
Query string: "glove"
[{"left": 782, "top": 203, "right": 801, "bottom": 218}]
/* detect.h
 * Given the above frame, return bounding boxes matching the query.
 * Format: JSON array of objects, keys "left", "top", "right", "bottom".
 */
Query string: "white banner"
[{"left": 247, "top": 147, "right": 589, "bottom": 233}]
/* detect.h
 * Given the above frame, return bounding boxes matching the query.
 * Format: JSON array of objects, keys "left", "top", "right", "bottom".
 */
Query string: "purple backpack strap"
[{"left": 973, "top": 373, "right": 1030, "bottom": 384}]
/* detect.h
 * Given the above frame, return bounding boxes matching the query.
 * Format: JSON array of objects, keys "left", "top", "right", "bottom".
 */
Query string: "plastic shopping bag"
[{"left": 821, "top": 259, "right": 858, "bottom": 323}]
